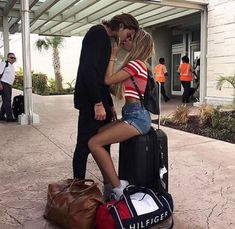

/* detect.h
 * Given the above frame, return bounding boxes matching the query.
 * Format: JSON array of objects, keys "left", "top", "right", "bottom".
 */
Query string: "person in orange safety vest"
[
  {"left": 177, "top": 55, "right": 197, "bottom": 103},
  {"left": 154, "top": 58, "right": 170, "bottom": 102}
]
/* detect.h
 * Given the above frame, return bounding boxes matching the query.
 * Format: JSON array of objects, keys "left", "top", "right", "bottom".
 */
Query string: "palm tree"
[
  {"left": 35, "top": 36, "right": 64, "bottom": 93},
  {"left": 217, "top": 73, "right": 235, "bottom": 102}
]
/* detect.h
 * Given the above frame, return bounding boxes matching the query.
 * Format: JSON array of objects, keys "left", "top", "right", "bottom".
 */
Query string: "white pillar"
[
  {"left": 199, "top": 7, "right": 208, "bottom": 103},
  {"left": 3, "top": 16, "right": 9, "bottom": 58},
  {"left": 19, "top": 0, "right": 39, "bottom": 125}
]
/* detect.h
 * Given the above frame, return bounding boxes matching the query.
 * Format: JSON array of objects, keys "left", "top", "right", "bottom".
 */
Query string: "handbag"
[
  {"left": 131, "top": 70, "right": 160, "bottom": 115},
  {"left": 44, "top": 179, "right": 103, "bottom": 229},
  {"left": 95, "top": 185, "right": 174, "bottom": 229}
]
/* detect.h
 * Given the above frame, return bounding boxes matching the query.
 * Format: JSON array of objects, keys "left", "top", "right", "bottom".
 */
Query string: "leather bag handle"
[{"left": 68, "top": 179, "right": 97, "bottom": 195}]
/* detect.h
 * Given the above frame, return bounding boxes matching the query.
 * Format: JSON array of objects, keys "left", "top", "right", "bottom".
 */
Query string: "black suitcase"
[
  {"left": 118, "top": 127, "right": 168, "bottom": 193},
  {"left": 118, "top": 82, "right": 168, "bottom": 193},
  {"left": 12, "top": 95, "right": 24, "bottom": 118}
]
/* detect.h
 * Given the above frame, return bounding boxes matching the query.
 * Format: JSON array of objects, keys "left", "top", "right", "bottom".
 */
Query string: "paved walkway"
[{"left": 0, "top": 90, "right": 234, "bottom": 229}]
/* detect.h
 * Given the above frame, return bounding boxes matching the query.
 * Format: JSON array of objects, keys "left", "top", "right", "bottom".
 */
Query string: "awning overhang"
[{"left": 0, "top": 0, "right": 208, "bottom": 37}]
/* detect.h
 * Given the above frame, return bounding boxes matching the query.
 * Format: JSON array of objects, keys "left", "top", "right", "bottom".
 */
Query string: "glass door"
[{"left": 171, "top": 52, "right": 183, "bottom": 95}]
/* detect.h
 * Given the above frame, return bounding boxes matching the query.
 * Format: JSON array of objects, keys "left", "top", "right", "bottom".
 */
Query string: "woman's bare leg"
[
  {"left": 88, "top": 122, "right": 139, "bottom": 188},
  {"left": 98, "top": 120, "right": 121, "bottom": 184},
  {"left": 98, "top": 120, "right": 121, "bottom": 133}
]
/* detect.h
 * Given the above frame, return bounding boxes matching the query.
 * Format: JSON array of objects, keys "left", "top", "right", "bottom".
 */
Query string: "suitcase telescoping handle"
[{"left": 158, "top": 81, "right": 161, "bottom": 129}]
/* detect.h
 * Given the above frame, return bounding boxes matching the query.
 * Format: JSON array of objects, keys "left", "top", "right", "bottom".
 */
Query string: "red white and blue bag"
[{"left": 95, "top": 185, "right": 174, "bottom": 229}]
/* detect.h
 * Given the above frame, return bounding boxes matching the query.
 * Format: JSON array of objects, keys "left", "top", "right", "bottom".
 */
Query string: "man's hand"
[
  {"left": 94, "top": 102, "right": 106, "bottom": 121},
  {"left": 110, "top": 106, "right": 117, "bottom": 121},
  {"left": 0, "top": 82, "right": 3, "bottom": 91}
]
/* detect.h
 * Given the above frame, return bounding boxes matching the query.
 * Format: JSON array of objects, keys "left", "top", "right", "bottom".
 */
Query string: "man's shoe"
[
  {"left": 6, "top": 118, "right": 17, "bottom": 122},
  {"left": 164, "top": 97, "right": 170, "bottom": 102},
  {"left": 0, "top": 116, "right": 6, "bottom": 121}
]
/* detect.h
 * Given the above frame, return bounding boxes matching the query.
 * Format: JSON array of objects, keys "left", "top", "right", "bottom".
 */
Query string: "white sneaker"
[{"left": 112, "top": 180, "right": 129, "bottom": 200}]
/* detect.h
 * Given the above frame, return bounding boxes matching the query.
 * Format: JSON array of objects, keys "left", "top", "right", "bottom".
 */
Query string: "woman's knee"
[{"left": 88, "top": 137, "right": 100, "bottom": 153}]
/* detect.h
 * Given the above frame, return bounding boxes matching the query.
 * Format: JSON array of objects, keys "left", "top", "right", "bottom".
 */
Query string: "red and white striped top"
[{"left": 123, "top": 60, "right": 148, "bottom": 100}]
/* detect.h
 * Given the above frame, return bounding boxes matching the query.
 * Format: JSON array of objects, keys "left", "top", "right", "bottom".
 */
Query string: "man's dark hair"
[
  {"left": 7, "top": 52, "right": 15, "bottom": 58},
  {"left": 103, "top": 13, "right": 139, "bottom": 32},
  {"left": 182, "top": 55, "right": 189, "bottom": 63},
  {"left": 159, "top": 58, "right": 165, "bottom": 64}
]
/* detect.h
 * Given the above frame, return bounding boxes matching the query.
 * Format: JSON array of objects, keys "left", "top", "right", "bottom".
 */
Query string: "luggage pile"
[
  {"left": 97, "top": 81, "right": 174, "bottom": 228},
  {"left": 44, "top": 83, "right": 174, "bottom": 228}
]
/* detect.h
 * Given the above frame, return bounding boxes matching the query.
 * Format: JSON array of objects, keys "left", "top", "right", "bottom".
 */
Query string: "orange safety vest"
[
  {"left": 178, "top": 63, "right": 193, "bottom": 81},
  {"left": 154, "top": 64, "right": 166, "bottom": 83}
]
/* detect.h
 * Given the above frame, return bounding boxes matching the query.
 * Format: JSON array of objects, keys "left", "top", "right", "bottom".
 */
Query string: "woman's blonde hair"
[{"left": 113, "top": 29, "right": 155, "bottom": 99}]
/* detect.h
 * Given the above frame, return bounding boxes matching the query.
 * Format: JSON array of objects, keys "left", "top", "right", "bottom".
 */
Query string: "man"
[
  {"left": 177, "top": 55, "right": 197, "bottom": 103},
  {"left": 0, "top": 52, "right": 17, "bottom": 122},
  {"left": 154, "top": 58, "right": 170, "bottom": 102},
  {"left": 73, "top": 13, "right": 139, "bottom": 181}
]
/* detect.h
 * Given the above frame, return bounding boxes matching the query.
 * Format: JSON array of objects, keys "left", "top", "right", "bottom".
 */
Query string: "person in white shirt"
[{"left": 0, "top": 52, "right": 16, "bottom": 122}]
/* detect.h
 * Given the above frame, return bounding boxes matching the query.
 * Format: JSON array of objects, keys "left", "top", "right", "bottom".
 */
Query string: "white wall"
[
  {"left": 0, "top": 33, "right": 83, "bottom": 87},
  {"left": 152, "top": 27, "right": 172, "bottom": 96},
  {"left": 206, "top": 0, "right": 235, "bottom": 101}
]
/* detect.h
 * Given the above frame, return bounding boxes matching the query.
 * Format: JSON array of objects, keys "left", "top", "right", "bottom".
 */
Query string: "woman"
[
  {"left": 73, "top": 13, "right": 139, "bottom": 181},
  {"left": 88, "top": 29, "right": 154, "bottom": 200}
]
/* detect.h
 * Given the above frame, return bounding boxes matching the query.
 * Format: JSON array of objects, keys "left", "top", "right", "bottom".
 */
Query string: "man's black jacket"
[{"left": 74, "top": 25, "right": 113, "bottom": 110}]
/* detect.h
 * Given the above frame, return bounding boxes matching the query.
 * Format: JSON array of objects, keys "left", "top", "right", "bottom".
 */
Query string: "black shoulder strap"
[
  {"left": 130, "top": 76, "right": 144, "bottom": 106},
  {"left": 130, "top": 70, "right": 151, "bottom": 107}
]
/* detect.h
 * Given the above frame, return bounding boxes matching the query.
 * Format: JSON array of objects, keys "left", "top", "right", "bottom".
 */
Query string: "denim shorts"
[{"left": 121, "top": 102, "right": 151, "bottom": 135}]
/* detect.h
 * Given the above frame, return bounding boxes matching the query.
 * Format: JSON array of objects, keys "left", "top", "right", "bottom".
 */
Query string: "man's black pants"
[
  {"left": 0, "top": 82, "right": 14, "bottom": 120},
  {"left": 73, "top": 106, "right": 111, "bottom": 179},
  {"left": 181, "top": 81, "right": 191, "bottom": 103},
  {"left": 160, "top": 83, "right": 169, "bottom": 100}
]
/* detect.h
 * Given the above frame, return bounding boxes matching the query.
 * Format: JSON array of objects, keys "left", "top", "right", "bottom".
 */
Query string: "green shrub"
[
  {"left": 47, "top": 78, "right": 57, "bottom": 94},
  {"left": 14, "top": 68, "right": 48, "bottom": 95},
  {"left": 64, "top": 79, "right": 75, "bottom": 94},
  {"left": 210, "top": 107, "right": 235, "bottom": 141},
  {"left": 13, "top": 74, "right": 24, "bottom": 90},
  {"left": 13, "top": 69, "right": 74, "bottom": 95},
  {"left": 32, "top": 73, "right": 48, "bottom": 94}
]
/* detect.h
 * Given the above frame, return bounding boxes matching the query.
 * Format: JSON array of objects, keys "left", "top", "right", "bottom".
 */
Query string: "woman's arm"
[
  {"left": 104, "top": 63, "right": 130, "bottom": 85},
  {"left": 104, "top": 41, "right": 130, "bottom": 85}
]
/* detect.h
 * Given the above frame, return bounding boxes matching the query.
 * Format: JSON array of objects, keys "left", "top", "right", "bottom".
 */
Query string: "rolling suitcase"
[
  {"left": 118, "top": 127, "right": 168, "bottom": 193},
  {"left": 118, "top": 82, "right": 168, "bottom": 193}
]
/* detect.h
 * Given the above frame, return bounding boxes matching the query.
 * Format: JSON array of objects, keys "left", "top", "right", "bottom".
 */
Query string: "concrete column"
[
  {"left": 19, "top": 0, "right": 39, "bottom": 125},
  {"left": 199, "top": 7, "right": 208, "bottom": 103},
  {"left": 3, "top": 16, "right": 9, "bottom": 58}
]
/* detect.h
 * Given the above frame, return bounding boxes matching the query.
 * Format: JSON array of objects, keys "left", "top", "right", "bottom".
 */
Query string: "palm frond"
[
  {"left": 216, "top": 74, "right": 235, "bottom": 90},
  {"left": 46, "top": 36, "right": 64, "bottom": 49},
  {"left": 35, "top": 39, "right": 49, "bottom": 51}
]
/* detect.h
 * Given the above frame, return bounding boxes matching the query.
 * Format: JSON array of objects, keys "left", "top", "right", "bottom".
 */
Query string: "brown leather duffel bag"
[{"left": 44, "top": 179, "right": 103, "bottom": 229}]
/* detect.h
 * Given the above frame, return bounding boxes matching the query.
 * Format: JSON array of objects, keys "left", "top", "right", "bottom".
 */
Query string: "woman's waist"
[
  {"left": 122, "top": 99, "right": 143, "bottom": 111},
  {"left": 125, "top": 97, "right": 141, "bottom": 104}
]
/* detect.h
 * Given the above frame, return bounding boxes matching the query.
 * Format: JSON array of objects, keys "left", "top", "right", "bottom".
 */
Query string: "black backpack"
[
  {"left": 12, "top": 95, "right": 24, "bottom": 118},
  {"left": 130, "top": 70, "right": 160, "bottom": 114}
]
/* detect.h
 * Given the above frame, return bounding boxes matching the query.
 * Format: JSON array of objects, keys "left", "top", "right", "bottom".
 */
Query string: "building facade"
[{"left": 151, "top": 0, "right": 235, "bottom": 105}]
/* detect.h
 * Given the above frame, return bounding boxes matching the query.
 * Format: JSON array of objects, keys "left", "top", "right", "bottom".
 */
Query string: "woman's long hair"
[
  {"left": 102, "top": 13, "right": 139, "bottom": 32},
  {"left": 113, "top": 29, "right": 155, "bottom": 99}
]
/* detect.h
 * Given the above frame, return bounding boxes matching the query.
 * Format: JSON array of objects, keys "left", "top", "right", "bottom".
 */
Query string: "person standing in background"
[
  {"left": 73, "top": 13, "right": 139, "bottom": 198},
  {"left": 154, "top": 57, "right": 170, "bottom": 102},
  {"left": 0, "top": 52, "right": 17, "bottom": 122},
  {"left": 177, "top": 55, "right": 197, "bottom": 103}
]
